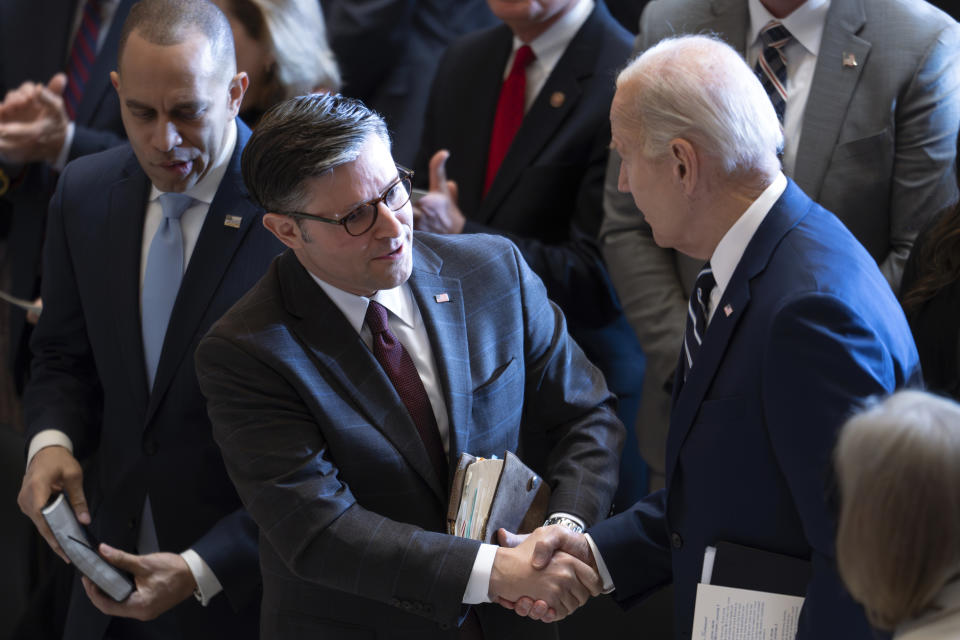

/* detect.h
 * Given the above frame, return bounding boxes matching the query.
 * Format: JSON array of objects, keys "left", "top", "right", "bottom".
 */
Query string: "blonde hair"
[
  {"left": 835, "top": 390, "right": 960, "bottom": 630},
  {"left": 227, "top": 0, "right": 341, "bottom": 103}
]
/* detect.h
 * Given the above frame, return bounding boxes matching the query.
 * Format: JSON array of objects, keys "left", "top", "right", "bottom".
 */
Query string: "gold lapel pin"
[
  {"left": 223, "top": 214, "right": 242, "bottom": 228},
  {"left": 842, "top": 52, "right": 857, "bottom": 68},
  {"left": 434, "top": 293, "right": 450, "bottom": 303},
  {"left": 550, "top": 91, "right": 565, "bottom": 108}
]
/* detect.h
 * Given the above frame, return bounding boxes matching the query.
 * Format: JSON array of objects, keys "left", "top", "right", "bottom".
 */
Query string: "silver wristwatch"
[{"left": 543, "top": 516, "right": 584, "bottom": 533}]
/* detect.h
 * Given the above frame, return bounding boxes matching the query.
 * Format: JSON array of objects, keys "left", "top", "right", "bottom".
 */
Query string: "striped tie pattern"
[
  {"left": 682, "top": 264, "right": 716, "bottom": 382},
  {"left": 754, "top": 20, "right": 791, "bottom": 122},
  {"left": 64, "top": 0, "right": 102, "bottom": 120}
]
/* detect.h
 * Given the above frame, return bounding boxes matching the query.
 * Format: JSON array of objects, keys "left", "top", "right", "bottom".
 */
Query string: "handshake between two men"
[{"left": 490, "top": 525, "right": 601, "bottom": 623}]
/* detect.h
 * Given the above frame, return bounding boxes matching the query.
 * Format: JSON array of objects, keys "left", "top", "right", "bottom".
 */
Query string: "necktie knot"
[
  {"left": 511, "top": 45, "right": 536, "bottom": 76},
  {"left": 759, "top": 21, "right": 792, "bottom": 50},
  {"left": 365, "top": 300, "right": 390, "bottom": 335},
  {"left": 158, "top": 193, "right": 194, "bottom": 221}
]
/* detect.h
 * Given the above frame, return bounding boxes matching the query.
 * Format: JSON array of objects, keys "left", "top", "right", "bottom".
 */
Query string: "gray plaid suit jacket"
[{"left": 195, "top": 232, "right": 624, "bottom": 639}]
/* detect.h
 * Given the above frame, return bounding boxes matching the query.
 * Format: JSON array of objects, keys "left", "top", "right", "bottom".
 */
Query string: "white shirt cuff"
[
  {"left": 26, "top": 430, "right": 74, "bottom": 468},
  {"left": 180, "top": 548, "right": 223, "bottom": 606},
  {"left": 584, "top": 533, "right": 615, "bottom": 594},
  {"left": 51, "top": 121, "right": 75, "bottom": 171},
  {"left": 462, "top": 543, "right": 498, "bottom": 604}
]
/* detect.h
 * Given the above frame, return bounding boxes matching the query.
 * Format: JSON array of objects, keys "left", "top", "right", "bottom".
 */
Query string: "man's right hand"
[{"left": 17, "top": 445, "right": 89, "bottom": 562}]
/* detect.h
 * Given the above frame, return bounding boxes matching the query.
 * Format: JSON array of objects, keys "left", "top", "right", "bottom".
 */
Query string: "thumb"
[
  {"left": 98, "top": 543, "right": 141, "bottom": 573},
  {"left": 496, "top": 528, "right": 527, "bottom": 549},
  {"left": 428, "top": 149, "right": 450, "bottom": 195},
  {"left": 47, "top": 73, "right": 67, "bottom": 96},
  {"left": 63, "top": 480, "right": 90, "bottom": 526}
]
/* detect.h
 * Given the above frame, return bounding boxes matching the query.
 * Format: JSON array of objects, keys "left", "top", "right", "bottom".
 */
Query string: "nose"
[
  {"left": 372, "top": 200, "right": 407, "bottom": 238},
  {"left": 152, "top": 119, "right": 182, "bottom": 152}
]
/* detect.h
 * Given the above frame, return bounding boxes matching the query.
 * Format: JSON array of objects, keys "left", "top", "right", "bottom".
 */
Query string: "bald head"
[
  {"left": 117, "top": 0, "right": 236, "bottom": 78},
  {"left": 614, "top": 35, "right": 783, "bottom": 180}
]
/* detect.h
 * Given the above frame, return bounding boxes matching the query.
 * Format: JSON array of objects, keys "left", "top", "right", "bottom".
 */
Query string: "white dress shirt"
[
  {"left": 747, "top": 0, "right": 831, "bottom": 175},
  {"left": 28, "top": 119, "right": 239, "bottom": 606},
  {"left": 502, "top": 0, "right": 595, "bottom": 112},
  {"left": 586, "top": 172, "right": 789, "bottom": 591}
]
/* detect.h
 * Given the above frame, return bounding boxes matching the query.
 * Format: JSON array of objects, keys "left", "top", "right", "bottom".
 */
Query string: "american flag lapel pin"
[
  {"left": 842, "top": 52, "right": 857, "bottom": 68},
  {"left": 223, "top": 214, "right": 242, "bottom": 228},
  {"left": 723, "top": 304, "right": 733, "bottom": 317},
  {"left": 434, "top": 293, "right": 450, "bottom": 303}
]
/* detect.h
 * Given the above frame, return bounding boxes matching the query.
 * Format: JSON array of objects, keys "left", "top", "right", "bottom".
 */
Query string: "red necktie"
[
  {"left": 64, "top": 0, "right": 102, "bottom": 120},
  {"left": 365, "top": 300, "right": 448, "bottom": 484},
  {"left": 483, "top": 44, "right": 536, "bottom": 196}
]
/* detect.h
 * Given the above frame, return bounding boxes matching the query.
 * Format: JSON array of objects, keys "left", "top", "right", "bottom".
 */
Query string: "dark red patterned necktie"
[
  {"left": 365, "top": 300, "right": 448, "bottom": 483},
  {"left": 64, "top": 0, "right": 102, "bottom": 120},
  {"left": 483, "top": 44, "right": 536, "bottom": 196}
]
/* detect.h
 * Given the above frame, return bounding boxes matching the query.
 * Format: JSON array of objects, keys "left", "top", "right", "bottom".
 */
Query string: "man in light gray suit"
[
  {"left": 602, "top": 0, "right": 960, "bottom": 487},
  {"left": 195, "top": 93, "right": 623, "bottom": 639}
]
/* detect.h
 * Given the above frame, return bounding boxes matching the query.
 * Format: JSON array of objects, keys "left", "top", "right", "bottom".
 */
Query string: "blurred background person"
[
  {"left": 836, "top": 390, "right": 960, "bottom": 638},
  {"left": 214, "top": 0, "right": 341, "bottom": 126},
  {"left": 322, "top": 0, "right": 497, "bottom": 166},
  {"left": 901, "top": 129, "right": 960, "bottom": 401}
]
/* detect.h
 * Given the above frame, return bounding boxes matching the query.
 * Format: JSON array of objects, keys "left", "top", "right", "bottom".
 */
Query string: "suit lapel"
[
  {"left": 146, "top": 122, "right": 261, "bottom": 421},
  {"left": 75, "top": 0, "right": 135, "bottom": 126},
  {"left": 476, "top": 5, "right": 600, "bottom": 223},
  {"left": 107, "top": 151, "right": 151, "bottom": 413},
  {"left": 280, "top": 249, "right": 449, "bottom": 505},
  {"left": 665, "top": 181, "right": 811, "bottom": 478},
  {"left": 407, "top": 240, "right": 472, "bottom": 467},
  {"left": 793, "top": 0, "right": 869, "bottom": 197}
]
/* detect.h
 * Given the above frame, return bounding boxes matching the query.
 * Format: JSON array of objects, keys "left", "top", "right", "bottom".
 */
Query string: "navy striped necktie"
[
  {"left": 754, "top": 20, "right": 792, "bottom": 122},
  {"left": 64, "top": 0, "right": 102, "bottom": 120},
  {"left": 682, "top": 263, "right": 716, "bottom": 382}
]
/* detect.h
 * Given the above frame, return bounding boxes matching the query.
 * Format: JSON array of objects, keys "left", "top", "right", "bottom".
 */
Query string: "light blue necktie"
[{"left": 141, "top": 192, "right": 193, "bottom": 390}]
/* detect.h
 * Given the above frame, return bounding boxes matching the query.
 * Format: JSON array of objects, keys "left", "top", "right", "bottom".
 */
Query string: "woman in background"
[
  {"left": 900, "top": 129, "right": 960, "bottom": 400},
  {"left": 214, "top": 0, "right": 341, "bottom": 125},
  {"left": 836, "top": 390, "right": 960, "bottom": 639}
]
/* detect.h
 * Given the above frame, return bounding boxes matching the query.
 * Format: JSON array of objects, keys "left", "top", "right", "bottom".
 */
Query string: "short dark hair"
[
  {"left": 117, "top": 0, "right": 235, "bottom": 73},
  {"left": 241, "top": 93, "right": 390, "bottom": 213}
]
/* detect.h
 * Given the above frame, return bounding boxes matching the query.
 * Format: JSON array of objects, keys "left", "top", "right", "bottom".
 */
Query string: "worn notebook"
[
  {"left": 447, "top": 451, "right": 550, "bottom": 544},
  {"left": 42, "top": 493, "right": 134, "bottom": 602}
]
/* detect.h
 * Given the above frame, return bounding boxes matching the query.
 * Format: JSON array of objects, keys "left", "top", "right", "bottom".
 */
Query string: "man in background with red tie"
[{"left": 413, "top": 0, "right": 647, "bottom": 515}]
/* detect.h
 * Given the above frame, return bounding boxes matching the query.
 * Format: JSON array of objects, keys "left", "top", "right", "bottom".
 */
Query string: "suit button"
[
  {"left": 401, "top": 602, "right": 412, "bottom": 611},
  {"left": 439, "top": 624, "right": 451, "bottom": 631},
  {"left": 143, "top": 440, "right": 158, "bottom": 456},
  {"left": 671, "top": 532, "right": 683, "bottom": 550}
]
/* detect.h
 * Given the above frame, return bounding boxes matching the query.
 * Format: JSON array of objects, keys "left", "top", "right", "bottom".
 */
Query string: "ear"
[
  {"left": 670, "top": 138, "right": 698, "bottom": 196},
  {"left": 262, "top": 213, "right": 305, "bottom": 249},
  {"left": 110, "top": 70, "right": 120, "bottom": 92},
  {"left": 227, "top": 71, "right": 249, "bottom": 118}
]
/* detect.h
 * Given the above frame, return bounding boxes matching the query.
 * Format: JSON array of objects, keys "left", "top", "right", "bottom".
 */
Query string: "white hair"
[{"left": 615, "top": 35, "right": 783, "bottom": 176}]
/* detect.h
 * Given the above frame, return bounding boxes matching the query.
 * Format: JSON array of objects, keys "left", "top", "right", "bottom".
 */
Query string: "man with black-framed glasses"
[{"left": 194, "top": 92, "right": 625, "bottom": 639}]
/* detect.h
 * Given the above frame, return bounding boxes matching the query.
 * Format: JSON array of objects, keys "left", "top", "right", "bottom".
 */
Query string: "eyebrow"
[
  {"left": 337, "top": 172, "right": 402, "bottom": 214},
  {"left": 124, "top": 99, "right": 207, "bottom": 112}
]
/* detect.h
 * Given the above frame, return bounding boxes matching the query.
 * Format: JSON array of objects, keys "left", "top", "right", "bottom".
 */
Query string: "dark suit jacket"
[
  {"left": 322, "top": 0, "right": 497, "bottom": 166},
  {"left": 414, "top": 1, "right": 644, "bottom": 405},
  {"left": 195, "top": 234, "right": 624, "bottom": 639},
  {"left": 589, "top": 180, "right": 921, "bottom": 639},
  {"left": 24, "top": 122, "right": 284, "bottom": 640},
  {"left": 0, "top": 0, "right": 135, "bottom": 391}
]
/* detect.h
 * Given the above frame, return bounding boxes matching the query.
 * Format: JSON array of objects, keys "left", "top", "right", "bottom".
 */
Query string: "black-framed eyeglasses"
[{"left": 281, "top": 166, "right": 414, "bottom": 236}]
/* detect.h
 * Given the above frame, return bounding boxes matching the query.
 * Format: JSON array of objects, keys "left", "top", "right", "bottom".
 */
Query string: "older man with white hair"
[{"left": 500, "top": 34, "right": 920, "bottom": 638}]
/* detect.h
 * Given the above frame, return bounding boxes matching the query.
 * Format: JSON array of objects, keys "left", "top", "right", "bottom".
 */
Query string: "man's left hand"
[
  {"left": 413, "top": 149, "right": 466, "bottom": 234},
  {"left": 81, "top": 543, "right": 197, "bottom": 621},
  {"left": 0, "top": 73, "right": 69, "bottom": 165}
]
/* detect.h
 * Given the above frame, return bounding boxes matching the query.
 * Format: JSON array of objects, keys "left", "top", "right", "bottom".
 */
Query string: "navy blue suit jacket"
[
  {"left": 589, "top": 180, "right": 921, "bottom": 638},
  {"left": 23, "top": 122, "right": 284, "bottom": 639},
  {"left": 414, "top": 1, "right": 644, "bottom": 417}
]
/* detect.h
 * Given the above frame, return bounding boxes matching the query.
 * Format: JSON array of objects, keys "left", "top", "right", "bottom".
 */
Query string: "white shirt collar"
[
  {"left": 710, "top": 172, "right": 787, "bottom": 298},
  {"left": 310, "top": 275, "right": 418, "bottom": 336},
  {"left": 512, "top": 0, "right": 594, "bottom": 72},
  {"left": 149, "top": 118, "right": 238, "bottom": 205},
  {"left": 748, "top": 0, "right": 831, "bottom": 57}
]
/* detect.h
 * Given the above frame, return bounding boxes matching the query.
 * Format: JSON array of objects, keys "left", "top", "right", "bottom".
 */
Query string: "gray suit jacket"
[
  {"left": 195, "top": 233, "right": 624, "bottom": 639},
  {"left": 601, "top": 0, "right": 960, "bottom": 477}
]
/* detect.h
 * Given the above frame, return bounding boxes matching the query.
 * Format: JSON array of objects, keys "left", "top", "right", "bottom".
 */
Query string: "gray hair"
[
  {"left": 615, "top": 35, "right": 783, "bottom": 177},
  {"left": 222, "top": 0, "right": 341, "bottom": 99},
  {"left": 118, "top": 0, "right": 235, "bottom": 76},
  {"left": 835, "top": 390, "right": 960, "bottom": 630},
  {"left": 241, "top": 93, "right": 390, "bottom": 213}
]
